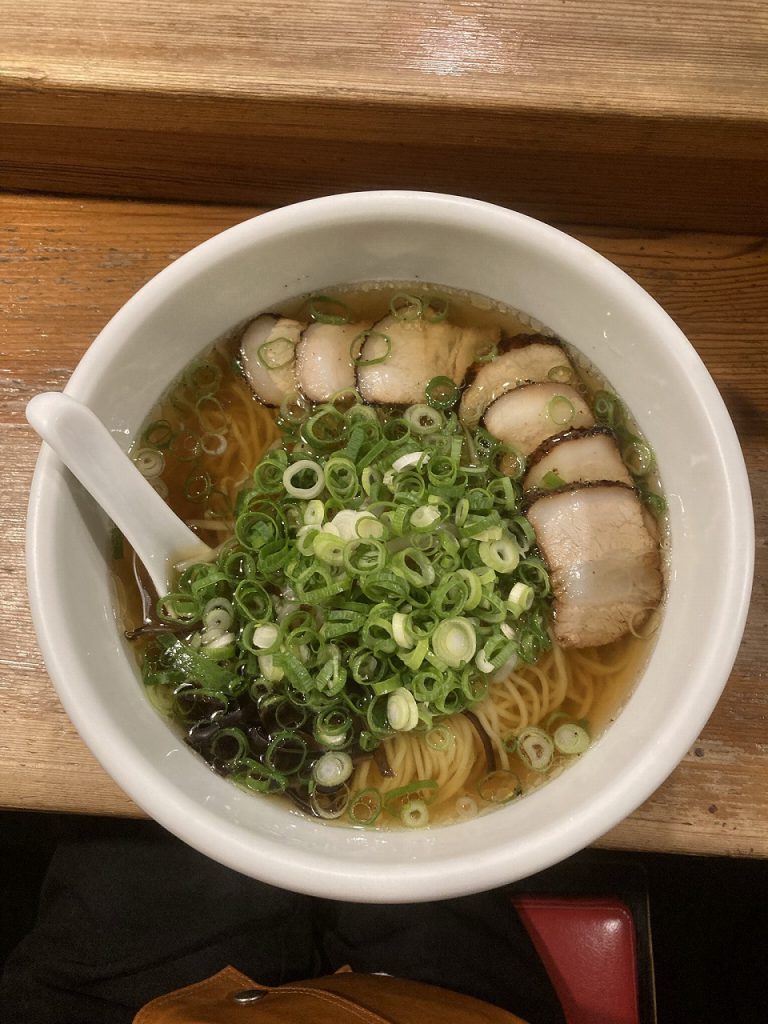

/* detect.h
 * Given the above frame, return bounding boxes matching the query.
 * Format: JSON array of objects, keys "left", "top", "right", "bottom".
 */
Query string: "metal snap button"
[{"left": 231, "top": 988, "right": 268, "bottom": 1004}]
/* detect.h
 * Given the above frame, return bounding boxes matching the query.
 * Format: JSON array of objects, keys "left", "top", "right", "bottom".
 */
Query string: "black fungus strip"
[
  {"left": 124, "top": 622, "right": 191, "bottom": 641},
  {"left": 374, "top": 744, "right": 395, "bottom": 778},
  {"left": 285, "top": 788, "right": 313, "bottom": 814},
  {"left": 464, "top": 710, "right": 496, "bottom": 773}
]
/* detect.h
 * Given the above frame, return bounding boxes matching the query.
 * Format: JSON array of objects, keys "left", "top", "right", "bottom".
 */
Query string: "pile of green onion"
[{"left": 141, "top": 384, "right": 555, "bottom": 825}]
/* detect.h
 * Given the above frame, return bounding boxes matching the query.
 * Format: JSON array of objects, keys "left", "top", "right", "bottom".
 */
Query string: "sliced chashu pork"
[
  {"left": 483, "top": 382, "right": 594, "bottom": 456},
  {"left": 241, "top": 315, "right": 304, "bottom": 407},
  {"left": 459, "top": 340, "right": 572, "bottom": 428},
  {"left": 526, "top": 483, "right": 662, "bottom": 648},
  {"left": 357, "top": 315, "right": 500, "bottom": 405},
  {"left": 524, "top": 426, "right": 632, "bottom": 490},
  {"left": 295, "top": 321, "right": 370, "bottom": 402}
]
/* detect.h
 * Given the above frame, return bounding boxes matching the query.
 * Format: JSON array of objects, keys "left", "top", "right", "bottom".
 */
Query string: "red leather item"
[{"left": 514, "top": 896, "right": 640, "bottom": 1024}]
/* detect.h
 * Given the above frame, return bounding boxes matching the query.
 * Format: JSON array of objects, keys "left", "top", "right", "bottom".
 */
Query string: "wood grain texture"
[
  {"left": 1, "top": 1, "right": 767, "bottom": 230},
  {"left": 2, "top": 0, "right": 766, "bottom": 117},
  {"left": 1, "top": 193, "right": 766, "bottom": 857}
]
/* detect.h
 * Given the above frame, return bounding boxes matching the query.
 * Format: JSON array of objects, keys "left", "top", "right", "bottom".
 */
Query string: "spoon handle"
[{"left": 26, "top": 392, "right": 213, "bottom": 596}]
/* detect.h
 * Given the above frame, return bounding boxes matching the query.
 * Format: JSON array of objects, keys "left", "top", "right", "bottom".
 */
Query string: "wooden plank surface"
[
  {"left": 1, "top": 193, "right": 766, "bottom": 857},
  {"left": 1, "top": 1, "right": 767, "bottom": 230}
]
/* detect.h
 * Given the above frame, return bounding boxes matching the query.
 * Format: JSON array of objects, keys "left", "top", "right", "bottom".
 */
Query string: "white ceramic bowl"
[{"left": 27, "top": 192, "right": 753, "bottom": 902}]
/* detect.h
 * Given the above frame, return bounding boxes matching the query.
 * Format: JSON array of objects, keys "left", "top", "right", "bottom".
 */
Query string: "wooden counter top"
[
  {"left": 2, "top": 1, "right": 768, "bottom": 230},
  {"left": 1, "top": 192, "right": 766, "bottom": 857}
]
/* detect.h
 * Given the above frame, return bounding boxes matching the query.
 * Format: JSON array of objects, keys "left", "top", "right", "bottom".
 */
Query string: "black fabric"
[
  {"left": 317, "top": 895, "right": 567, "bottom": 1024},
  {"left": 0, "top": 817, "right": 565, "bottom": 1024}
]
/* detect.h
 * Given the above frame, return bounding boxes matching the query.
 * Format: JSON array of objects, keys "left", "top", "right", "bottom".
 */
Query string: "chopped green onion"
[
  {"left": 432, "top": 617, "right": 477, "bottom": 668},
  {"left": 169, "top": 430, "right": 201, "bottom": 462},
  {"left": 593, "top": 389, "right": 624, "bottom": 426},
  {"left": 352, "top": 330, "right": 391, "bottom": 367},
  {"left": 390, "top": 292, "right": 423, "bottom": 320},
  {"left": 507, "top": 582, "right": 534, "bottom": 617},
  {"left": 391, "top": 611, "right": 413, "bottom": 649},
  {"left": 553, "top": 723, "right": 590, "bottom": 755},
  {"left": 133, "top": 447, "right": 165, "bottom": 479},
  {"left": 642, "top": 489, "right": 667, "bottom": 516},
  {"left": 257, "top": 336, "right": 296, "bottom": 369},
  {"left": 314, "top": 706, "right": 353, "bottom": 747},
  {"left": 623, "top": 440, "right": 655, "bottom": 477},
  {"left": 304, "top": 499, "right": 325, "bottom": 526},
  {"left": 517, "top": 726, "right": 555, "bottom": 772},
  {"left": 478, "top": 537, "right": 520, "bottom": 573},
  {"left": 387, "top": 686, "right": 419, "bottom": 731},
  {"left": 283, "top": 459, "right": 325, "bottom": 499},
  {"left": 279, "top": 389, "right": 311, "bottom": 425},
  {"left": 474, "top": 340, "right": 498, "bottom": 363},
  {"left": 348, "top": 788, "right": 382, "bottom": 826},
  {"left": 399, "top": 637, "right": 429, "bottom": 671},
  {"left": 201, "top": 431, "right": 227, "bottom": 456},
  {"left": 312, "top": 751, "right": 353, "bottom": 787},
  {"left": 203, "top": 597, "right": 234, "bottom": 631},
  {"left": 310, "top": 784, "right": 350, "bottom": 819},
  {"left": 423, "top": 295, "right": 449, "bottom": 322},
  {"left": 426, "top": 724, "right": 454, "bottom": 751},
  {"left": 309, "top": 294, "right": 352, "bottom": 325},
  {"left": 243, "top": 622, "right": 281, "bottom": 653},
  {"left": 188, "top": 361, "right": 222, "bottom": 396},
  {"left": 265, "top": 730, "right": 308, "bottom": 775},
  {"left": 425, "top": 376, "right": 459, "bottom": 410},
  {"left": 547, "top": 363, "right": 574, "bottom": 384},
  {"left": 184, "top": 470, "right": 212, "bottom": 503},
  {"left": 142, "top": 419, "right": 174, "bottom": 449},
  {"left": 401, "top": 799, "right": 429, "bottom": 828},
  {"left": 404, "top": 403, "right": 444, "bottom": 435},
  {"left": 546, "top": 394, "right": 575, "bottom": 426},
  {"left": 477, "top": 770, "right": 522, "bottom": 803},
  {"left": 540, "top": 469, "right": 566, "bottom": 490},
  {"left": 312, "top": 531, "right": 346, "bottom": 565},
  {"left": 455, "top": 795, "right": 479, "bottom": 819}
]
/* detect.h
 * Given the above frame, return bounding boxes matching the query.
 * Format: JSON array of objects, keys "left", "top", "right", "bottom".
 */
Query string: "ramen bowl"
[{"left": 26, "top": 192, "right": 753, "bottom": 902}]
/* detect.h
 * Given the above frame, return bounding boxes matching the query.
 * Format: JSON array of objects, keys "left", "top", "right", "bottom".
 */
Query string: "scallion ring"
[
  {"left": 546, "top": 394, "right": 575, "bottom": 426},
  {"left": 477, "top": 770, "right": 522, "bottom": 804},
  {"left": 425, "top": 376, "right": 459, "bottom": 410},
  {"left": 400, "top": 799, "right": 429, "bottom": 828},
  {"left": 387, "top": 686, "right": 419, "bottom": 731},
  {"left": 256, "top": 336, "right": 295, "bottom": 370},
  {"left": 547, "top": 363, "right": 574, "bottom": 384},
  {"left": 348, "top": 788, "right": 382, "bottom": 826},
  {"left": 517, "top": 727, "right": 555, "bottom": 772},
  {"left": 312, "top": 751, "right": 353, "bottom": 787},
  {"left": 133, "top": 447, "right": 165, "bottom": 479},
  {"left": 282, "top": 459, "right": 325, "bottom": 499},
  {"left": 308, "top": 294, "right": 352, "bottom": 325},
  {"left": 423, "top": 295, "right": 449, "bottom": 322},
  {"left": 390, "top": 292, "right": 423, "bottom": 320},
  {"left": 553, "top": 723, "right": 590, "bottom": 755},
  {"left": 352, "top": 330, "right": 392, "bottom": 367},
  {"left": 623, "top": 440, "right": 655, "bottom": 477}
]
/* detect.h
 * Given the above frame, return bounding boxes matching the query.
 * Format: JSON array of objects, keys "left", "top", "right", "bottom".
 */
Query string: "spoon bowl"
[{"left": 26, "top": 392, "right": 213, "bottom": 596}]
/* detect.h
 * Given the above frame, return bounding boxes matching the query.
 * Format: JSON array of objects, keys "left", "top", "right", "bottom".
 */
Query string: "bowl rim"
[{"left": 26, "top": 191, "right": 755, "bottom": 900}]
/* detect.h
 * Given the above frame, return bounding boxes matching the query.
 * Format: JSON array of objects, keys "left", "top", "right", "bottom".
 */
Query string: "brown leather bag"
[{"left": 133, "top": 966, "right": 531, "bottom": 1023}]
